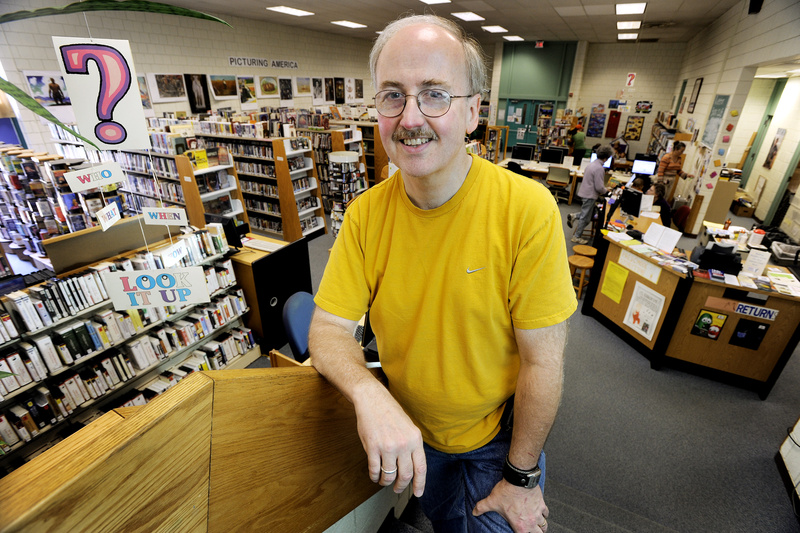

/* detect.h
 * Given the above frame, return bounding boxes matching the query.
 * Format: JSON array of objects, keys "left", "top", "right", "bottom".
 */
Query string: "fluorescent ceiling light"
[
  {"left": 616, "top": 3, "right": 647, "bottom": 15},
  {"left": 504, "top": 36, "right": 524, "bottom": 41},
  {"left": 266, "top": 6, "right": 314, "bottom": 17},
  {"left": 452, "top": 12, "right": 485, "bottom": 21},
  {"left": 618, "top": 33, "right": 639, "bottom": 40},
  {"left": 420, "top": 0, "right": 451, "bottom": 4},
  {"left": 481, "top": 25, "right": 508, "bottom": 33},
  {"left": 617, "top": 20, "right": 642, "bottom": 30},
  {"left": 755, "top": 74, "right": 787, "bottom": 78},
  {"left": 332, "top": 20, "right": 367, "bottom": 29}
]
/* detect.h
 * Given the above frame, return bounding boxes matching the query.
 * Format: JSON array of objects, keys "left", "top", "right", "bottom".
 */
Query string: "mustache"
[{"left": 391, "top": 127, "right": 438, "bottom": 142}]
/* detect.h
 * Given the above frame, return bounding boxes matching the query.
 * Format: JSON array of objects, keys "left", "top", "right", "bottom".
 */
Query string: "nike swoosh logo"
[{"left": 466, "top": 267, "right": 485, "bottom": 274}]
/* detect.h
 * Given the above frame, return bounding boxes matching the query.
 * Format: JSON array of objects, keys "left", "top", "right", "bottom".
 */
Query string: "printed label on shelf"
[
  {"left": 143, "top": 207, "right": 188, "bottom": 226},
  {"left": 103, "top": 267, "right": 210, "bottom": 310},
  {"left": 64, "top": 161, "right": 126, "bottom": 192}
]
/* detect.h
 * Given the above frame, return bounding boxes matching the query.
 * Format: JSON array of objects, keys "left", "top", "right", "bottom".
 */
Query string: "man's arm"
[
  {"left": 309, "top": 306, "right": 426, "bottom": 496},
  {"left": 473, "top": 321, "right": 567, "bottom": 533}
]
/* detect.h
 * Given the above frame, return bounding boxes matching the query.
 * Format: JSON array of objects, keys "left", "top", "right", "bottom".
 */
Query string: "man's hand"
[
  {"left": 353, "top": 382, "right": 427, "bottom": 497},
  {"left": 473, "top": 480, "right": 549, "bottom": 532}
]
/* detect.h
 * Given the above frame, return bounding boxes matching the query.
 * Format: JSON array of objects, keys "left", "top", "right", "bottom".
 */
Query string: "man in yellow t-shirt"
[{"left": 310, "top": 14, "right": 576, "bottom": 533}]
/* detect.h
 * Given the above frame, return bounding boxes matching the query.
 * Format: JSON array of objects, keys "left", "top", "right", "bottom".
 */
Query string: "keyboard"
[{"left": 242, "top": 238, "right": 284, "bottom": 253}]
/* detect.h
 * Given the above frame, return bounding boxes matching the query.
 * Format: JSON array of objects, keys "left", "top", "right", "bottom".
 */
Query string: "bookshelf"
[
  {"left": 483, "top": 126, "right": 508, "bottom": 164},
  {"left": 298, "top": 127, "right": 368, "bottom": 212},
  {"left": 535, "top": 102, "right": 555, "bottom": 159},
  {"left": 175, "top": 152, "right": 249, "bottom": 229},
  {"left": 193, "top": 133, "right": 326, "bottom": 242},
  {"left": 647, "top": 115, "right": 692, "bottom": 159},
  {"left": 0, "top": 228, "right": 258, "bottom": 476},
  {"left": 330, "top": 120, "right": 388, "bottom": 187}
]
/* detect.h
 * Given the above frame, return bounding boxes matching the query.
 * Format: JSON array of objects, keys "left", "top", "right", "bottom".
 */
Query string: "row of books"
[
  {"left": 126, "top": 325, "right": 256, "bottom": 407},
  {"left": 239, "top": 179, "right": 279, "bottom": 199},
  {"left": 199, "top": 138, "right": 274, "bottom": 160},
  {"left": 234, "top": 160, "right": 276, "bottom": 178},
  {"left": 0, "top": 305, "right": 252, "bottom": 452},
  {"left": 244, "top": 197, "right": 281, "bottom": 216},
  {"left": 249, "top": 215, "right": 282, "bottom": 235},
  {"left": 291, "top": 176, "right": 314, "bottom": 192},
  {"left": 124, "top": 175, "right": 185, "bottom": 203},
  {"left": 112, "top": 151, "right": 178, "bottom": 179}
]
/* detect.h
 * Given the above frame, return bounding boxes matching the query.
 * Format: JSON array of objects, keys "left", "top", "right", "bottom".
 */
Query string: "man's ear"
[{"left": 465, "top": 92, "right": 481, "bottom": 134}]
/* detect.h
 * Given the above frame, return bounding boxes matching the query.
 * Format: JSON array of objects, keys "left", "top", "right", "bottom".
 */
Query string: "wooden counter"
[{"left": 583, "top": 234, "right": 800, "bottom": 398}]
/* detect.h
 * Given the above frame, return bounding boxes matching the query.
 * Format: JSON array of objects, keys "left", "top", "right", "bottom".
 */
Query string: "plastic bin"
[{"left": 770, "top": 241, "right": 800, "bottom": 266}]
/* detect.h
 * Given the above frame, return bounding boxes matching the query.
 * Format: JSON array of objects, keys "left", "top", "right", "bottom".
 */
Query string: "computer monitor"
[
  {"left": 619, "top": 188, "right": 642, "bottom": 216},
  {"left": 540, "top": 148, "right": 563, "bottom": 164},
  {"left": 516, "top": 142, "right": 537, "bottom": 152},
  {"left": 634, "top": 153, "right": 657, "bottom": 162},
  {"left": 590, "top": 152, "right": 613, "bottom": 169},
  {"left": 549, "top": 146, "right": 568, "bottom": 160},
  {"left": 204, "top": 213, "right": 249, "bottom": 249},
  {"left": 510, "top": 144, "right": 534, "bottom": 161},
  {"left": 572, "top": 151, "right": 585, "bottom": 167},
  {"left": 631, "top": 159, "right": 658, "bottom": 175}
]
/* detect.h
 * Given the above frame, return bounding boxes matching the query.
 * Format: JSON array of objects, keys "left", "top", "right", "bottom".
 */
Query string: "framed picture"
[
  {"left": 146, "top": 73, "right": 187, "bottom": 103},
  {"left": 293, "top": 76, "right": 312, "bottom": 97},
  {"left": 23, "top": 70, "right": 70, "bottom": 107},
  {"left": 209, "top": 75, "right": 238, "bottom": 100},
  {"left": 278, "top": 77, "right": 294, "bottom": 106},
  {"left": 324, "top": 78, "right": 335, "bottom": 104},
  {"left": 344, "top": 78, "right": 356, "bottom": 104},
  {"left": 687, "top": 77, "right": 703, "bottom": 114},
  {"left": 184, "top": 74, "right": 210, "bottom": 114},
  {"left": 137, "top": 75, "right": 154, "bottom": 118},
  {"left": 763, "top": 128, "right": 786, "bottom": 170},
  {"left": 256, "top": 76, "right": 278, "bottom": 98},
  {"left": 354, "top": 79, "right": 364, "bottom": 103},
  {"left": 237, "top": 76, "right": 257, "bottom": 110},
  {"left": 312, "top": 78, "right": 325, "bottom": 105},
  {"left": 623, "top": 116, "right": 645, "bottom": 141},
  {"left": 334, "top": 78, "right": 345, "bottom": 104}
]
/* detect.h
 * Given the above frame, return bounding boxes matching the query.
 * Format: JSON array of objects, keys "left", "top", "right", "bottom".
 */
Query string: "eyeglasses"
[{"left": 374, "top": 89, "right": 475, "bottom": 118}]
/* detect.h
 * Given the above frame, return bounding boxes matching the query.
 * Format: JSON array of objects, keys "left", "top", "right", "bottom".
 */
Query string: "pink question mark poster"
[{"left": 53, "top": 36, "right": 150, "bottom": 151}]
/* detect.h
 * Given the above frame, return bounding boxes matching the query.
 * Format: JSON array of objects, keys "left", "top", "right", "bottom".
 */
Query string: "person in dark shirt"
[{"left": 648, "top": 182, "right": 672, "bottom": 228}]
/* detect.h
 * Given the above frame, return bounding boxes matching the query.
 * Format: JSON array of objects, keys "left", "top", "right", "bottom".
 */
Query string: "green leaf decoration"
[
  {"left": 0, "top": 370, "right": 15, "bottom": 378},
  {"left": 0, "top": 77, "right": 101, "bottom": 151},
  {"left": 0, "top": 0, "right": 230, "bottom": 27}
]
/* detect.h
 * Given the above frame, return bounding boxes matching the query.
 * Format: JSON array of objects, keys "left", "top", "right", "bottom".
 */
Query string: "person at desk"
[
  {"left": 567, "top": 125, "right": 588, "bottom": 158},
  {"left": 568, "top": 145, "right": 613, "bottom": 244},
  {"left": 647, "top": 182, "right": 672, "bottom": 229},
  {"left": 309, "top": 14, "right": 577, "bottom": 533},
  {"left": 657, "top": 141, "right": 689, "bottom": 188}
]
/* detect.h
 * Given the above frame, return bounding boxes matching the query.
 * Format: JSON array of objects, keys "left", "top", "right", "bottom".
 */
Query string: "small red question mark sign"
[
  {"left": 60, "top": 44, "right": 131, "bottom": 145},
  {"left": 627, "top": 73, "right": 636, "bottom": 87}
]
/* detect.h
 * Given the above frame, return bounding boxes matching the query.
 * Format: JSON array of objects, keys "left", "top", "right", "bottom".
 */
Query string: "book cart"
[{"left": 330, "top": 120, "right": 389, "bottom": 187}]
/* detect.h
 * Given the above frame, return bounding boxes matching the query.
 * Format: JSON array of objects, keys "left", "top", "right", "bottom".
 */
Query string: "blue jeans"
[
  {"left": 418, "top": 428, "right": 546, "bottom": 533},
  {"left": 573, "top": 196, "right": 596, "bottom": 238}
]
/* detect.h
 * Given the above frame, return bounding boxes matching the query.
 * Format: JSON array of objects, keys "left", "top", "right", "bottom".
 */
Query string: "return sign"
[{"left": 734, "top": 303, "right": 778, "bottom": 321}]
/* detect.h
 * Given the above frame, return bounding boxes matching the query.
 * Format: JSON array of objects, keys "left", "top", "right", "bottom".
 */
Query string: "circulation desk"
[{"left": 583, "top": 235, "right": 800, "bottom": 399}]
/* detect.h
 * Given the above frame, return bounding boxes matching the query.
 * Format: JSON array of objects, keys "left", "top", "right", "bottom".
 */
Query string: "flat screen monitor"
[
  {"left": 549, "top": 146, "right": 568, "bottom": 159},
  {"left": 590, "top": 153, "right": 613, "bottom": 169},
  {"left": 632, "top": 159, "right": 658, "bottom": 175},
  {"left": 204, "top": 213, "right": 248, "bottom": 249},
  {"left": 510, "top": 144, "right": 534, "bottom": 161},
  {"left": 634, "top": 153, "right": 657, "bottom": 162},
  {"left": 540, "top": 148, "right": 563, "bottom": 165},
  {"left": 619, "top": 188, "right": 642, "bottom": 216},
  {"left": 516, "top": 142, "right": 537, "bottom": 152}
]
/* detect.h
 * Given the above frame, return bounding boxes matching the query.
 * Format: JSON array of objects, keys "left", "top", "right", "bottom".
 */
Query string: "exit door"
[{"left": 504, "top": 99, "right": 554, "bottom": 148}]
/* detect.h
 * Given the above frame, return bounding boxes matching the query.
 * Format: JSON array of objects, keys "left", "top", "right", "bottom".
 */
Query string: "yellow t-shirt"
[{"left": 315, "top": 154, "right": 577, "bottom": 453}]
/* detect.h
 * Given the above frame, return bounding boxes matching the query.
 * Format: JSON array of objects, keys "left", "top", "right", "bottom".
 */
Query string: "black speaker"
[{"left": 748, "top": 0, "right": 763, "bottom": 14}]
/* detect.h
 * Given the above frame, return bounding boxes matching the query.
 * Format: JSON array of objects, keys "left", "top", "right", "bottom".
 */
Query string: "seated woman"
[{"left": 647, "top": 182, "right": 673, "bottom": 229}]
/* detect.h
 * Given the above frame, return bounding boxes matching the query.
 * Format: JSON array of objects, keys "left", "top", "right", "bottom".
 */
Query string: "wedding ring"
[
  {"left": 539, "top": 518, "right": 547, "bottom": 528},
  {"left": 380, "top": 466, "right": 397, "bottom": 475}
]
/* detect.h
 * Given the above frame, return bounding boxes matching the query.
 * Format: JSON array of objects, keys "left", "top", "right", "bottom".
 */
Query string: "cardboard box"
[{"left": 731, "top": 202, "right": 755, "bottom": 218}]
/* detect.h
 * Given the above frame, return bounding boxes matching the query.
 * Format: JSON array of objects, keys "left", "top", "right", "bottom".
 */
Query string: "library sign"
[
  {"left": 103, "top": 267, "right": 210, "bottom": 311},
  {"left": 229, "top": 56, "right": 299, "bottom": 69}
]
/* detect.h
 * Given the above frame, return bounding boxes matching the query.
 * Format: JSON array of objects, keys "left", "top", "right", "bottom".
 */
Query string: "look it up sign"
[{"left": 103, "top": 268, "right": 209, "bottom": 310}]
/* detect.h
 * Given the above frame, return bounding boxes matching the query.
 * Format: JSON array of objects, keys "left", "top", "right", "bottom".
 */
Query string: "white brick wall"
[
  {"left": 726, "top": 78, "right": 775, "bottom": 168},
  {"left": 574, "top": 42, "right": 686, "bottom": 156}
]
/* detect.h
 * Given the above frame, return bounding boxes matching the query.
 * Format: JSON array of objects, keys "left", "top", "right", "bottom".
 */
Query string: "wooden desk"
[
  {"left": 498, "top": 159, "right": 582, "bottom": 205},
  {"left": 231, "top": 234, "right": 312, "bottom": 349},
  {"left": 583, "top": 235, "right": 800, "bottom": 398}
]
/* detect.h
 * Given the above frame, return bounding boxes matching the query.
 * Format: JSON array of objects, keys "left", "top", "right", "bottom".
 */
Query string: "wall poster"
[
  {"left": 687, "top": 77, "right": 703, "bottom": 114},
  {"left": 763, "top": 128, "right": 786, "bottom": 170},
  {"left": 623, "top": 281, "right": 665, "bottom": 342},
  {"left": 587, "top": 112, "right": 606, "bottom": 137},
  {"left": 701, "top": 94, "right": 729, "bottom": 148},
  {"left": 624, "top": 116, "right": 645, "bottom": 141},
  {"left": 691, "top": 309, "right": 727, "bottom": 340}
]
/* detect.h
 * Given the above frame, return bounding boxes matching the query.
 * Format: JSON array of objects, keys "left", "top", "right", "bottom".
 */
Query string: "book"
[
  {"left": 6, "top": 352, "right": 33, "bottom": 386},
  {"left": 0, "top": 414, "right": 21, "bottom": 448},
  {"left": 0, "top": 358, "right": 20, "bottom": 392},
  {"left": 54, "top": 326, "right": 81, "bottom": 361},
  {"left": 19, "top": 341, "right": 50, "bottom": 380},
  {"left": 9, "top": 405, "right": 37, "bottom": 439}
]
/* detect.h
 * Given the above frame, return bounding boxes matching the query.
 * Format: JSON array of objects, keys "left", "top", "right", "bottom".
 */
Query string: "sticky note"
[
  {"left": 714, "top": 160, "right": 722, "bottom": 167},
  {"left": 711, "top": 171, "right": 718, "bottom": 177},
  {"left": 722, "top": 135, "right": 730, "bottom": 143},
  {"left": 706, "top": 182, "right": 714, "bottom": 188},
  {"left": 726, "top": 123, "right": 734, "bottom": 131},
  {"left": 730, "top": 110, "right": 739, "bottom": 116},
  {"left": 718, "top": 149, "right": 725, "bottom": 156}
]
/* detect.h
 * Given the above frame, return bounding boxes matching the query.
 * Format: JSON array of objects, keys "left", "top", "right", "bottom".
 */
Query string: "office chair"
[
  {"left": 282, "top": 291, "right": 315, "bottom": 363},
  {"left": 545, "top": 166, "right": 572, "bottom": 203},
  {"left": 506, "top": 161, "right": 523, "bottom": 175}
]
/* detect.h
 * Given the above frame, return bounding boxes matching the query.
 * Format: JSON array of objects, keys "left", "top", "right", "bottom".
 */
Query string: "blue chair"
[{"left": 282, "top": 291, "right": 315, "bottom": 363}]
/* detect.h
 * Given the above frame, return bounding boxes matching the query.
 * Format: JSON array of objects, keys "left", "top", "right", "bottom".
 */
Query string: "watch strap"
[{"left": 502, "top": 455, "right": 541, "bottom": 488}]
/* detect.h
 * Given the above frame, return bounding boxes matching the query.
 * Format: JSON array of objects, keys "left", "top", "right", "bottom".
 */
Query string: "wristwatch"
[{"left": 502, "top": 455, "right": 541, "bottom": 488}]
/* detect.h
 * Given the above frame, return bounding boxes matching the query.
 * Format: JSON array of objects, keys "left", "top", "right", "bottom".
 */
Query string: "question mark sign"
[
  {"left": 60, "top": 44, "right": 131, "bottom": 145},
  {"left": 627, "top": 73, "right": 635, "bottom": 87}
]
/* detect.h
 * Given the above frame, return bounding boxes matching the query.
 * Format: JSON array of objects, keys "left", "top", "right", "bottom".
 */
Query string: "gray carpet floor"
[{"left": 255, "top": 198, "right": 800, "bottom": 532}]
